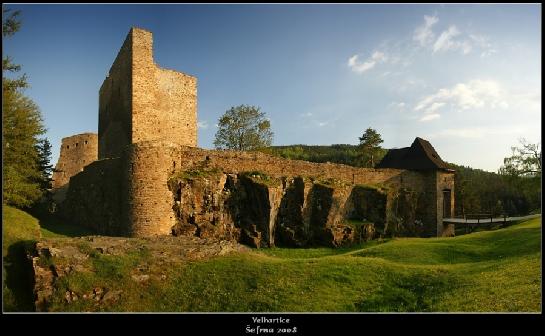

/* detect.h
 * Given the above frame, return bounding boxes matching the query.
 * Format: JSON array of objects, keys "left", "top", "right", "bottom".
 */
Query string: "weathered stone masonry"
[
  {"left": 55, "top": 27, "right": 455, "bottom": 246},
  {"left": 51, "top": 133, "right": 98, "bottom": 203},
  {"left": 98, "top": 27, "right": 197, "bottom": 160},
  {"left": 52, "top": 133, "right": 98, "bottom": 189}
]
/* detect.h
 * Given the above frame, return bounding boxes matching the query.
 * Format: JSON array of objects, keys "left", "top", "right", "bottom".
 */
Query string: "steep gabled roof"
[{"left": 376, "top": 137, "right": 452, "bottom": 171}]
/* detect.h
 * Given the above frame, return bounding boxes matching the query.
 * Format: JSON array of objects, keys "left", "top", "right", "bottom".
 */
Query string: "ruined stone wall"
[
  {"left": 60, "top": 140, "right": 446, "bottom": 241},
  {"left": 52, "top": 133, "right": 98, "bottom": 189},
  {"left": 98, "top": 28, "right": 197, "bottom": 160},
  {"left": 173, "top": 146, "right": 430, "bottom": 190},
  {"left": 122, "top": 141, "right": 180, "bottom": 237},
  {"left": 60, "top": 158, "right": 124, "bottom": 236},
  {"left": 131, "top": 28, "right": 197, "bottom": 147},
  {"left": 121, "top": 142, "right": 436, "bottom": 237},
  {"left": 98, "top": 32, "right": 133, "bottom": 159}
]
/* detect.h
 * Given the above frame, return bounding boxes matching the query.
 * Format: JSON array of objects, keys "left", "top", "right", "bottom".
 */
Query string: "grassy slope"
[
  {"left": 2, "top": 205, "right": 541, "bottom": 312},
  {"left": 3, "top": 205, "right": 42, "bottom": 311},
  {"left": 2, "top": 205, "right": 93, "bottom": 311}
]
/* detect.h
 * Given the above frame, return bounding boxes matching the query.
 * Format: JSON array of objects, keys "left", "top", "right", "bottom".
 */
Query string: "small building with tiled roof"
[
  {"left": 376, "top": 137, "right": 454, "bottom": 171},
  {"left": 377, "top": 137, "right": 456, "bottom": 237}
]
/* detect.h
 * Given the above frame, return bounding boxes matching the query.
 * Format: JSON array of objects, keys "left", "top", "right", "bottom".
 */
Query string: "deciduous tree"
[{"left": 214, "top": 105, "right": 274, "bottom": 151}]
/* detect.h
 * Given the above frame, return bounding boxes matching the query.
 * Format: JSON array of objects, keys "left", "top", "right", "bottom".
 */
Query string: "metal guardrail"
[
  {"left": 443, "top": 214, "right": 541, "bottom": 224},
  {"left": 443, "top": 214, "right": 540, "bottom": 234}
]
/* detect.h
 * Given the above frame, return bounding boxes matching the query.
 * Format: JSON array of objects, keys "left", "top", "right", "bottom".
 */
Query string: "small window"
[
  {"left": 76, "top": 142, "right": 79, "bottom": 147},
  {"left": 67, "top": 145, "right": 70, "bottom": 149},
  {"left": 85, "top": 140, "right": 88, "bottom": 145}
]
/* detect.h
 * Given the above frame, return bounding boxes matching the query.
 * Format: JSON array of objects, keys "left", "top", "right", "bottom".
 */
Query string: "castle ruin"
[{"left": 52, "top": 27, "right": 455, "bottom": 247}]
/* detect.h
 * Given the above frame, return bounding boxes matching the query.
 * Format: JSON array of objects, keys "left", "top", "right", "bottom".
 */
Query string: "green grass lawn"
[{"left": 2, "top": 205, "right": 541, "bottom": 312}]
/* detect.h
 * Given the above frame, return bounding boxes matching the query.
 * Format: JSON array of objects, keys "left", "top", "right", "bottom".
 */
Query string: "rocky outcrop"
[
  {"left": 274, "top": 177, "right": 311, "bottom": 247},
  {"left": 167, "top": 166, "right": 421, "bottom": 248},
  {"left": 28, "top": 235, "right": 248, "bottom": 311},
  {"left": 170, "top": 168, "right": 240, "bottom": 241}
]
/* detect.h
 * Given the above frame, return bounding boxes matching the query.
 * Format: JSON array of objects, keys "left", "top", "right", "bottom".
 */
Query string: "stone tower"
[
  {"left": 52, "top": 133, "right": 98, "bottom": 189},
  {"left": 98, "top": 27, "right": 197, "bottom": 159}
]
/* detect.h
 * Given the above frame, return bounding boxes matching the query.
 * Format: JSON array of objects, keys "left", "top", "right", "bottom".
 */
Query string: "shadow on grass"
[
  {"left": 3, "top": 240, "right": 37, "bottom": 312},
  {"left": 353, "top": 270, "right": 459, "bottom": 312}
]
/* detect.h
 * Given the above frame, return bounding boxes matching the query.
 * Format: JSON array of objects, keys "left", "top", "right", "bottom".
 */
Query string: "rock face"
[
  {"left": 28, "top": 235, "right": 248, "bottom": 311},
  {"left": 167, "top": 164, "right": 420, "bottom": 248}
]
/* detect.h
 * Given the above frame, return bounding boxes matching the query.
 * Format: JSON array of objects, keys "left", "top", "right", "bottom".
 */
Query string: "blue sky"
[{"left": 3, "top": 4, "right": 541, "bottom": 172}]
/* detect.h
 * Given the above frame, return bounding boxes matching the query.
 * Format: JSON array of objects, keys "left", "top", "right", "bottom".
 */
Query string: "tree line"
[{"left": 212, "top": 105, "right": 540, "bottom": 217}]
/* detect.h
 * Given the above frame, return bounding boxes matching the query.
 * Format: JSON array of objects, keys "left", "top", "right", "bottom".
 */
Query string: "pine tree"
[
  {"left": 2, "top": 7, "right": 48, "bottom": 208},
  {"left": 357, "top": 128, "right": 384, "bottom": 167},
  {"left": 36, "top": 138, "right": 53, "bottom": 190}
]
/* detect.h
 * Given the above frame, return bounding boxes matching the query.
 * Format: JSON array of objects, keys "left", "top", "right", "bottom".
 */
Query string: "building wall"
[
  {"left": 60, "top": 158, "right": 125, "bottom": 236},
  {"left": 122, "top": 141, "right": 179, "bottom": 237},
  {"left": 131, "top": 28, "right": 197, "bottom": 147},
  {"left": 98, "top": 32, "right": 133, "bottom": 160},
  {"left": 52, "top": 133, "right": 98, "bottom": 189},
  {"left": 123, "top": 142, "right": 439, "bottom": 237},
  {"left": 98, "top": 28, "right": 197, "bottom": 160}
]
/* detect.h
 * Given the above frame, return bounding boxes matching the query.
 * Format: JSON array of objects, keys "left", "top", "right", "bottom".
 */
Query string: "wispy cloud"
[
  {"left": 413, "top": 15, "right": 439, "bottom": 46},
  {"left": 432, "top": 25, "right": 471, "bottom": 54},
  {"left": 414, "top": 79, "right": 509, "bottom": 121},
  {"left": 197, "top": 120, "right": 209, "bottom": 129},
  {"left": 420, "top": 113, "right": 441, "bottom": 122},
  {"left": 347, "top": 51, "right": 387, "bottom": 74},
  {"left": 413, "top": 15, "right": 494, "bottom": 56},
  {"left": 469, "top": 34, "right": 497, "bottom": 58}
]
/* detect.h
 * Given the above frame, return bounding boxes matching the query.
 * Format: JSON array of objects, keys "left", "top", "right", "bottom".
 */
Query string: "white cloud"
[
  {"left": 412, "top": 16, "right": 494, "bottom": 57},
  {"left": 426, "top": 102, "right": 446, "bottom": 114},
  {"left": 317, "top": 121, "right": 328, "bottom": 127},
  {"left": 300, "top": 112, "right": 313, "bottom": 117},
  {"left": 432, "top": 25, "right": 474, "bottom": 55},
  {"left": 197, "top": 120, "right": 209, "bottom": 129},
  {"left": 348, "top": 51, "right": 387, "bottom": 74},
  {"left": 414, "top": 79, "right": 509, "bottom": 121},
  {"left": 470, "top": 34, "right": 497, "bottom": 58},
  {"left": 420, "top": 113, "right": 440, "bottom": 122},
  {"left": 433, "top": 25, "right": 461, "bottom": 53},
  {"left": 413, "top": 15, "right": 439, "bottom": 46}
]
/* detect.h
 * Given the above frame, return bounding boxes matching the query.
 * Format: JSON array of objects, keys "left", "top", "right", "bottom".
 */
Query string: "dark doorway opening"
[{"left": 443, "top": 189, "right": 452, "bottom": 218}]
